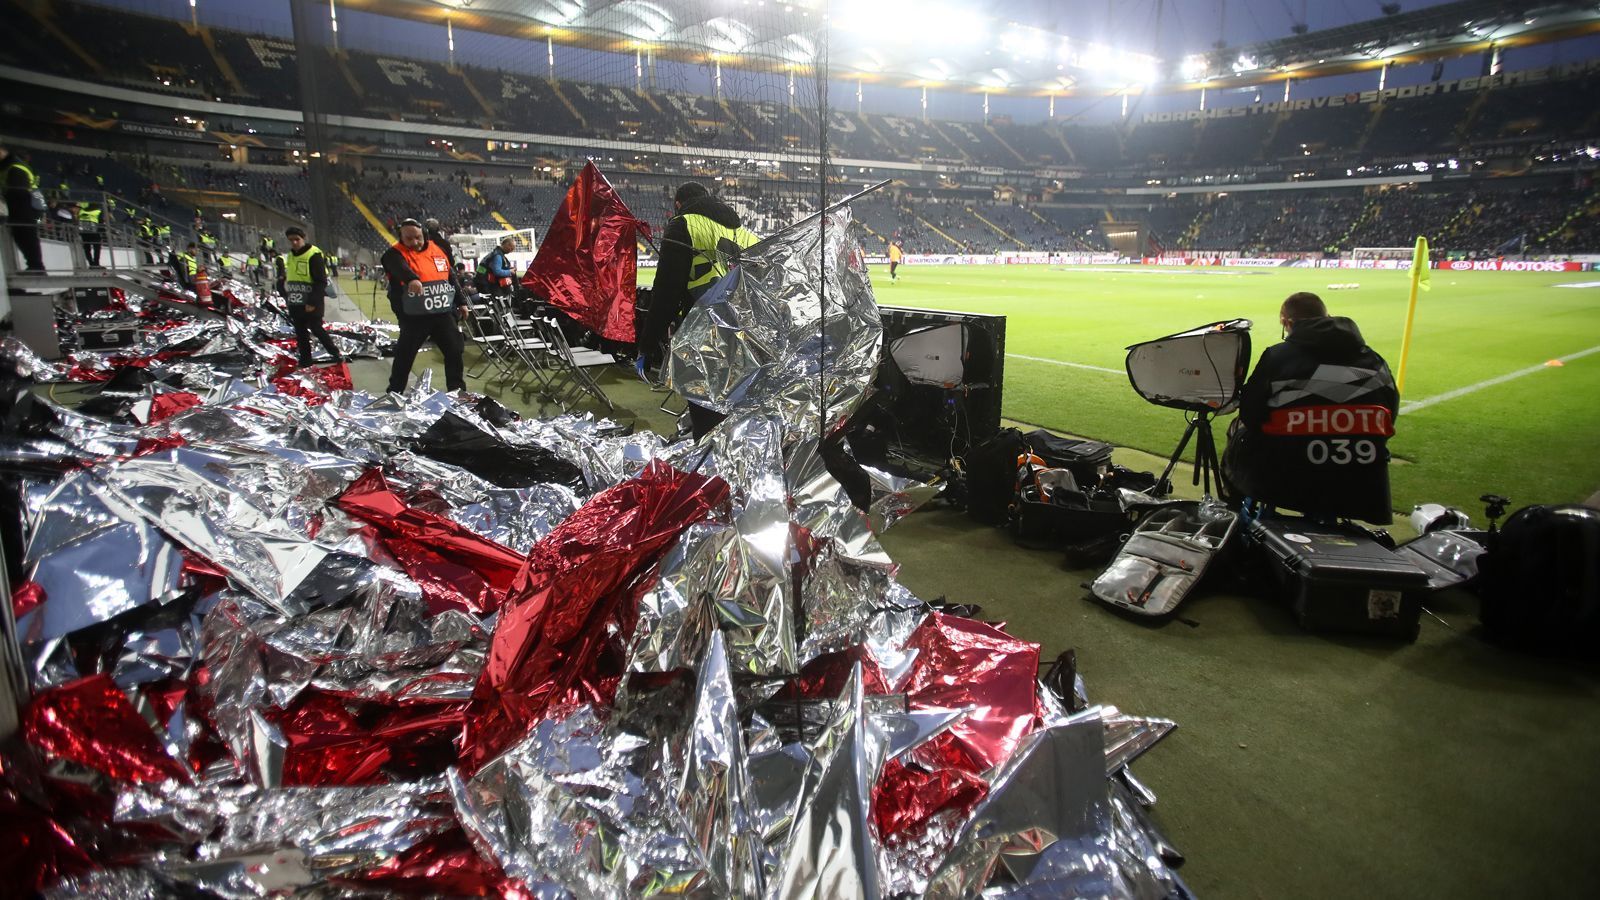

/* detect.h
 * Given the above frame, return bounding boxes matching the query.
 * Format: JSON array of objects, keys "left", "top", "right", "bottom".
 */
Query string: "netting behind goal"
[{"left": 457, "top": 1, "right": 833, "bottom": 251}]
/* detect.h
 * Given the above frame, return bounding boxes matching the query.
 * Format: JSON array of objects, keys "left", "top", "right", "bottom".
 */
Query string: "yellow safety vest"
[
  {"left": 5, "top": 160, "right": 38, "bottom": 189},
  {"left": 79, "top": 206, "right": 102, "bottom": 224},
  {"left": 682, "top": 213, "right": 760, "bottom": 297},
  {"left": 283, "top": 245, "right": 323, "bottom": 302},
  {"left": 177, "top": 252, "right": 197, "bottom": 276}
]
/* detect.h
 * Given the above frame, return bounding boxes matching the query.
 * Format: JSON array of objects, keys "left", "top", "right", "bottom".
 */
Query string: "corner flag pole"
[{"left": 1396, "top": 235, "right": 1430, "bottom": 393}]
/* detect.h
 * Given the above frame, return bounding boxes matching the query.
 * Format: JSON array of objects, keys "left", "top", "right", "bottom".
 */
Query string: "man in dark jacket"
[
  {"left": 476, "top": 235, "right": 517, "bottom": 294},
  {"left": 424, "top": 218, "right": 456, "bottom": 267},
  {"left": 382, "top": 218, "right": 469, "bottom": 395},
  {"left": 276, "top": 226, "right": 343, "bottom": 367},
  {"left": 1, "top": 145, "right": 45, "bottom": 272},
  {"left": 640, "top": 182, "right": 760, "bottom": 437},
  {"left": 1223, "top": 292, "right": 1399, "bottom": 523}
]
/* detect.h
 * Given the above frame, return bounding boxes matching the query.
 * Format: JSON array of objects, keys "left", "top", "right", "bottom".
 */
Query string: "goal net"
[{"left": 455, "top": 226, "right": 539, "bottom": 274}]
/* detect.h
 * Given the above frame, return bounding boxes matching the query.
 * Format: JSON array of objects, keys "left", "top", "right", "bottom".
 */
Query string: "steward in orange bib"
[{"left": 381, "top": 218, "right": 469, "bottom": 394}]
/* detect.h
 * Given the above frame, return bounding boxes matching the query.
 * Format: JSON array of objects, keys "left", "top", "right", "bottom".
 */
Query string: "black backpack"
[
  {"left": 965, "top": 427, "right": 1026, "bottom": 525},
  {"left": 1478, "top": 504, "right": 1600, "bottom": 655}
]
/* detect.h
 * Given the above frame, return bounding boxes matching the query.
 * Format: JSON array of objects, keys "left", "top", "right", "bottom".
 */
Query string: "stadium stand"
[{"left": 3, "top": 0, "right": 1596, "bottom": 262}]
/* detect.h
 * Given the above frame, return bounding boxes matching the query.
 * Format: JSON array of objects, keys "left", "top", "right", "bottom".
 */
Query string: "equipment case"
[{"left": 1247, "top": 517, "right": 1430, "bottom": 640}]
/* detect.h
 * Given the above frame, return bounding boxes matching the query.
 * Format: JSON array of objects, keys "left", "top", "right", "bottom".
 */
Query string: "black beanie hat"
[{"left": 675, "top": 182, "right": 710, "bottom": 203}]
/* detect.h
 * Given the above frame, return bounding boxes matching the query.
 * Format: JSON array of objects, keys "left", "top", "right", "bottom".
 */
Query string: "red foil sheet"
[
  {"left": 270, "top": 362, "right": 353, "bottom": 405},
  {"left": 337, "top": 469, "right": 526, "bottom": 598},
  {"left": 520, "top": 161, "right": 652, "bottom": 342},
  {"left": 23, "top": 674, "right": 190, "bottom": 785},
  {"left": 132, "top": 433, "right": 188, "bottom": 457},
  {"left": 901, "top": 612, "right": 1041, "bottom": 775},
  {"left": 268, "top": 690, "right": 469, "bottom": 786},
  {"left": 344, "top": 829, "right": 531, "bottom": 898},
  {"left": 463, "top": 461, "right": 728, "bottom": 771},
  {"left": 0, "top": 785, "right": 95, "bottom": 895},
  {"left": 12, "top": 579, "right": 45, "bottom": 620},
  {"left": 383, "top": 536, "right": 497, "bottom": 616},
  {"left": 872, "top": 757, "right": 989, "bottom": 838},
  {"left": 148, "top": 391, "right": 204, "bottom": 423},
  {"left": 777, "top": 646, "right": 892, "bottom": 701}
]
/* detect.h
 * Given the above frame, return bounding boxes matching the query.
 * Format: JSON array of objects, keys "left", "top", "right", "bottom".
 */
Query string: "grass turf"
[
  {"left": 358, "top": 278, "right": 1599, "bottom": 898},
  {"left": 868, "top": 264, "right": 1600, "bottom": 517}
]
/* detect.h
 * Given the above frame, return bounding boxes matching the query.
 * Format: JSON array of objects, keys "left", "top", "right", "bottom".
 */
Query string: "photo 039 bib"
[{"left": 402, "top": 279, "right": 455, "bottom": 316}]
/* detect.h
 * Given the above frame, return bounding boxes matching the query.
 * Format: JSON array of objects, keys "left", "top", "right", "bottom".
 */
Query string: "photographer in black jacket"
[{"left": 1223, "top": 292, "right": 1400, "bottom": 522}]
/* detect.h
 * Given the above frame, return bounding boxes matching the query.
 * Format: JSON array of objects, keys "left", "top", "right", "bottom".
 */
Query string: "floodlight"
[
  {"left": 1180, "top": 54, "right": 1209, "bottom": 79},
  {"left": 1082, "top": 44, "right": 1115, "bottom": 72},
  {"left": 1127, "top": 55, "right": 1159, "bottom": 85},
  {"left": 1233, "top": 54, "right": 1258, "bottom": 72}
]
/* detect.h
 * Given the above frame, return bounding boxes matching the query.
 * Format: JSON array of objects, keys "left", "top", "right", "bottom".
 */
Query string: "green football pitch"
[{"left": 864, "top": 263, "right": 1600, "bottom": 517}]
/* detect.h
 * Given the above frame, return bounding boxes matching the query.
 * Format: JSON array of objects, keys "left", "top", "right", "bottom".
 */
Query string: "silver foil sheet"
[{"left": 666, "top": 206, "right": 882, "bottom": 443}]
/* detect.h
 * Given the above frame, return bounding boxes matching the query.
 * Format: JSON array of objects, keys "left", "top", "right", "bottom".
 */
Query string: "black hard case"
[{"left": 1247, "top": 517, "right": 1429, "bottom": 640}]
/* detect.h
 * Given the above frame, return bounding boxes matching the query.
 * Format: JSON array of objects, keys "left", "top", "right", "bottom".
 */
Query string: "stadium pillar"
[
  {"left": 1489, "top": 45, "right": 1502, "bottom": 76},
  {"left": 983, "top": 91, "right": 989, "bottom": 124},
  {"left": 921, "top": 85, "right": 928, "bottom": 123},
  {"left": 327, "top": 0, "right": 338, "bottom": 52},
  {"left": 547, "top": 36, "right": 554, "bottom": 81},
  {"left": 189, "top": 0, "right": 197, "bottom": 29},
  {"left": 1199, "top": 87, "right": 1207, "bottom": 111},
  {"left": 1048, "top": 93, "right": 1055, "bottom": 118},
  {"left": 1378, "top": 62, "right": 1389, "bottom": 91},
  {"left": 447, "top": 19, "right": 455, "bottom": 69},
  {"left": 635, "top": 48, "right": 642, "bottom": 92},
  {"left": 289, "top": 0, "right": 342, "bottom": 254},
  {"left": 856, "top": 78, "right": 862, "bottom": 115},
  {"left": 1283, "top": 78, "right": 1292, "bottom": 102}
]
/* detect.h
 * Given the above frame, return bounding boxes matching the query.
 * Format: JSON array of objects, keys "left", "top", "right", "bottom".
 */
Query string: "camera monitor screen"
[
  {"left": 890, "top": 324, "right": 968, "bottom": 387},
  {"left": 1125, "top": 319, "right": 1253, "bottom": 413}
]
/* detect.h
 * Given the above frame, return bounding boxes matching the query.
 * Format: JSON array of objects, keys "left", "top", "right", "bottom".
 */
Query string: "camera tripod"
[{"left": 1155, "top": 409, "right": 1224, "bottom": 498}]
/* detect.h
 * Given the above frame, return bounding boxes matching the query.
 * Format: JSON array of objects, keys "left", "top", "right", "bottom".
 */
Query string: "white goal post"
[{"left": 453, "top": 227, "right": 539, "bottom": 274}]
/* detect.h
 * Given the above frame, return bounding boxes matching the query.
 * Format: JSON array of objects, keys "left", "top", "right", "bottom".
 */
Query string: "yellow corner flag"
[
  {"left": 1411, "top": 235, "right": 1431, "bottom": 292},
  {"left": 1397, "top": 235, "right": 1429, "bottom": 393}
]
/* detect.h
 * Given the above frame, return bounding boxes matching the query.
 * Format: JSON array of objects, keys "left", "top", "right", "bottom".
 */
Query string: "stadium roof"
[{"left": 339, "top": 0, "right": 1600, "bottom": 94}]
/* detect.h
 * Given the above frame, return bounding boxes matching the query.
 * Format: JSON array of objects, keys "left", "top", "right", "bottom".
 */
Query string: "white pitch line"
[
  {"left": 1007, "top": 352, "right": 1123, "bottom": 375},
  {"left": 1401, "top": 343, "right": 1600, "bottom": 414}
]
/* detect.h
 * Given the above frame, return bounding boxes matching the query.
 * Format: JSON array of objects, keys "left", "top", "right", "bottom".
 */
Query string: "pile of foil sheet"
[
  {"left": 10, "top": 274, "right": 393, "bottom": 388},
  {"left": 2, "top": 209, "right": 1190, "bottom": 898}
]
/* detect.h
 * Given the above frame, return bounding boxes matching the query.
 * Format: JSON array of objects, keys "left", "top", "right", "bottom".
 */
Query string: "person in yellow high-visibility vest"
[
  {"left": 78, "top": 201, "right": 105, "bottom": 267},
  {"left": 1, "top": 144, "right": 46, "bottom": 272},
  {"left": 640, "top": 181, "right": 760, "bottom": 437},
  {"left": 276, "top": 226, "right": 343, "bottom": 367},
  {"left": 888, "top": 240, "right": 904, "bottom": 283}
]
